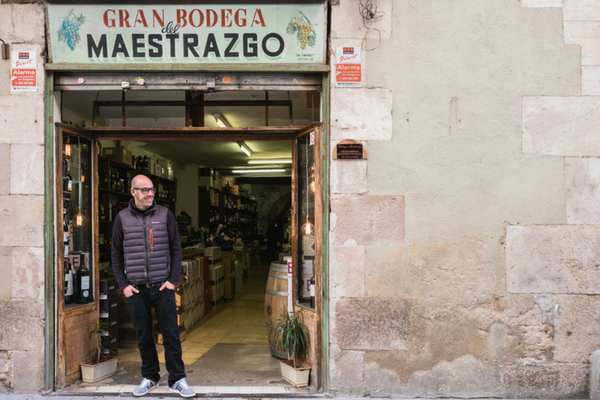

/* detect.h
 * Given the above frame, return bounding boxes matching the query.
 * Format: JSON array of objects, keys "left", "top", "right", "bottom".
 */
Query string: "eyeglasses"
[{"left": 133, "top": 187, "right": 156, "bottom": 195}]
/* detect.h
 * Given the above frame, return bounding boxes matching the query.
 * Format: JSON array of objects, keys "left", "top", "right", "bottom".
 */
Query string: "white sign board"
[
  {"left": 335, "top": 46, "right": 362, "bottom": 88},
  {"left": 11, "top": 50, "right": 37, "bottom": 93},
  {"left": 47, "top": 4, "right": 327, "bottom": 65}
]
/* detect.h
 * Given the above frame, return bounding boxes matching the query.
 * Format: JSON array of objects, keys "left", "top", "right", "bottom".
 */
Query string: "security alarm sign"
[
  {"left": 335, "top": 46, "right": 362, "bottom": 87},
  {"left": 11, "top": 50, "right": 37, "bottom": 93}
]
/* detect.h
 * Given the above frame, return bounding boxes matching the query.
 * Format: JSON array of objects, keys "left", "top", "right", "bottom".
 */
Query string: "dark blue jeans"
[{"left": 127, "top": 286, "right": 185, "bottom": 387}]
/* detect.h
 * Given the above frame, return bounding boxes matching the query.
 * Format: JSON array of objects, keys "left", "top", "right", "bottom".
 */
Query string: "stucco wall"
[
  {"left": 328, "top": 0, "right": 592, "bottom": 398},
  {"left": 0, "top": 3, "right": 47, "bottom": 394}
]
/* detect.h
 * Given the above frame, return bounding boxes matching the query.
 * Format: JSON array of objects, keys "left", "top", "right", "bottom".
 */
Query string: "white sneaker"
[
  {"left": 169, "top": 377, "right": 195, "bottom": 398},
  {"left": 133, "top": 378, "right": 158, "bottom": 397}
]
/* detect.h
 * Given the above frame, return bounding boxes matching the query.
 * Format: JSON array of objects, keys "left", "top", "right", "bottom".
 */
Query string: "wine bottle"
[
  {"left": 76, "top": 254, "right": 91, "bottom": 304},
  {"left": 310, "top": 276, "right": 315, "bottom": 308},
  {"left": 64, "top": 258, "right": 73, "bottom": 304}
]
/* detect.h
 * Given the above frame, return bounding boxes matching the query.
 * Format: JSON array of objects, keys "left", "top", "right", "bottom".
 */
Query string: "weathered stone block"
[
  {"left": 330, "top": 245, "right": 365, "bottom": 300},
  {"left": 12, "top": 247, "right": 44, "bottom": 300},
  {"left": 0, "top": 351, "right": 10, "bottom": 393},
  {"left": 330, "top": 195, "right": 404, "bottom": 246},
  {"left": 591, "top": 350, "right": 600, "bottom": 400},
  {"left": 506, "top": 225, "right": 600, "bottom": 294},
  {"left": 330, "top": 0, "right": 392, "bottom": 40},
  {"left": 521, "top": 0, "right": 561, "bottom": 6},
  {"left": 523, "top": 96, "right": 600, "bottom": 156},
  {"left": 330, "top": 88, "right": 392, "bottom": 141},
  {"left": 0, "top": 4, "right": 45, "bottom": 45},
  {"left": 11, "top": 350, "right": 44, "bottom": 394},
  {"left": 0, "top": 247, "right": 12, "bottom": 300},
  {"left": 0, "top": 195, "right": 44, "bottom": 247},
  {"left": 11, "top": 145, "right": 44, "bottom": 195},
  {"left": 563, "top": 0, "right": 600, "bottom": 21},
  {"left": 564, "top": 21, "right": 600, "bottom": 43},
  {"left": 0, "top": 144, "right": 9, "bottom": 195},
  {"left": 554, "top": 295, "right": 600, "bottom": 363},
  {"left": 364, "top": 239, "right": 496, "bottom": 304},
  {"left": 400, "top": 355, "right": 504, "bottom": 398},
  {"left": 0, "top": 300, "right": 44, "bottom": 351},
  {"left": 0, "top": 94, "right": 45, "bottom": 144},
  {"left": 565, "top": 157, "right": 600, "bottom": 224},
  {"left": 334, "top": 298, "right": 411, "bottom": 350},
  {"left": 583, "top": 66, "right": 600, "bottom": 95},
  {"left": 502, "top": 362, "right": 588, "bottom": 399},
  {"left": 330, "top": 155, "right": 367, "bottom": 194},
  {"left": 330, "top": 351, "right": 365, "bottom": 396}
]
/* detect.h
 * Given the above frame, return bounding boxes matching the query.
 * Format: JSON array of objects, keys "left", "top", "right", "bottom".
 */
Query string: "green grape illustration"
[
  {"left": 57, "top": 9, "right": 86, "bottom": 51},
  {"left": 286, "top": 12, "right": 317, "bottom": 50}
]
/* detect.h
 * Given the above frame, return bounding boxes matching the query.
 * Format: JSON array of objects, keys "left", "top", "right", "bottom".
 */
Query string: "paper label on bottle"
[
  {"left": 65, "top": 273, "right": 73, "bottom": 296},
  {"left": 81, "top": 276, "right": 90, "bottom": 290}
]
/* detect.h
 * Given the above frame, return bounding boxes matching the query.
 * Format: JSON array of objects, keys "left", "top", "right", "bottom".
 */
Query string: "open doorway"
[{"left": 54, "top": 81, "right": 324, "bottom": 395}]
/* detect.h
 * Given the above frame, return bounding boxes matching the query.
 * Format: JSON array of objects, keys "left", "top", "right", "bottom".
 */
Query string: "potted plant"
[
  {"left": 276, "top": 309, "right": 311, "bottom": 387},
  {"left": 80, "top": 323, "right": 118, "bottom": 383}
]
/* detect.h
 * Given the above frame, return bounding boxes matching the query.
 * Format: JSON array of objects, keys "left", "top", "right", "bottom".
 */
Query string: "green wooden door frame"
[{"left": 44, "top": 72, "right": 56, "bottom": 391}]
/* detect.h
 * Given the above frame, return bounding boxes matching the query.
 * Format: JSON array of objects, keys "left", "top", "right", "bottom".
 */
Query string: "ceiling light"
[
  {"left": 238, "top": 141, "right": 252, "bottom": 157},
  {"left": 232, "top": 169, "right": 286, "bottom": 174},
  {"left": 248, "top": 159, "right": 292, "bottom": 164},
  {"left": 214, "top": 113, "right": 231, "bottom": 127}
]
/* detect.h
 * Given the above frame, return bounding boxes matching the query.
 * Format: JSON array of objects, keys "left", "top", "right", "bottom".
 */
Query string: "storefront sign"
[
  {"left": 333, "top": 139, "right": 367, "bottom": 160},
  {"left": 335, "top": 46, "right": 362, "bottom": 87},
  {"left": 11, "top": 50, "right": 37, "bottom": 93},
  {"left": 47, "top": 4, "right": 326, "bottom": 65}
]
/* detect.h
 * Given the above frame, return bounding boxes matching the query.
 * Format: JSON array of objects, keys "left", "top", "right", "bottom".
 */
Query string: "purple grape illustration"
[{"left": 57, "top": 9, "right": 86, "bottom": 51}]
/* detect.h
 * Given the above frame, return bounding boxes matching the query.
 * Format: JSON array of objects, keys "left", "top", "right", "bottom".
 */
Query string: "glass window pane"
[{"left": 296, "top": 131, "right": 316, "bottom": 307}]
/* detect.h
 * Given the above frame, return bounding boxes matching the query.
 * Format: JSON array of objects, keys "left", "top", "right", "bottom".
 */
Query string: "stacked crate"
[
  {"left": 222, "top": 251, "right": 235, "bottom": 301},
  {"left": 99, "top": 278, "right": 119, "bottom": 355},
  {"left": 205, "top": 247, "right": 224, "bottom": 306},
  {"left": 234, "top": 245, "right": 247, "bottom": 283}
]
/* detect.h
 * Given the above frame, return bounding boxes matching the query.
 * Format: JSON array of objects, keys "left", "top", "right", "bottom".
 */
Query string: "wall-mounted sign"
[
  {"left": 333, "top": 139, "right": 367, "bottom": 160},
  {"left": 11, "top": 50, "right": 37, "bottom": 93},
  {"left": 335, "top": 46, "right": 361, "bottom": 88},
  {"left": 47, "top": 4, "right": 326, "bottom": 65}
]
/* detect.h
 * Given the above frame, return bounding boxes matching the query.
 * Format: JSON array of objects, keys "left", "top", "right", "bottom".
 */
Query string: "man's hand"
[
  {"left": 160, "top": 281, "right": 176, "bottom": 291},
  {"left": 123, "top": 284, "right": 139, "bottom": 298}
]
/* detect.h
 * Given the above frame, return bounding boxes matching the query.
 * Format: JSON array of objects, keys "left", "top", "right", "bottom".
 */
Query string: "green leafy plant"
[
  {"left": 88, "top": 322, "right": 109, "bottom": 364},
  {"left": 277, "top": 309, "right": 310, "bottom": 369}
]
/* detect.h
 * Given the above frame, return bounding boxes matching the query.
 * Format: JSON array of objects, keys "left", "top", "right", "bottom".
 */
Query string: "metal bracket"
[{"left": 0, "top": 40, "right": 8, "bottom": 60}]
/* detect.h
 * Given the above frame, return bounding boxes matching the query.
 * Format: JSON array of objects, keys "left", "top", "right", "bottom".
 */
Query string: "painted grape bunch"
[
  {"left": 286, "top": 12, "right": 316, "bottom": 50},
  {"left": 57, "top": 9, "right": 86, "bottom": 51}
]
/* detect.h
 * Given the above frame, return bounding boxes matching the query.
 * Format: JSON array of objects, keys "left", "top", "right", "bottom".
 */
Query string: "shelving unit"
[
  {"left": 198, "top": 186, "right": 258, "bottom": 245},
  {"left": 97, "top": 155, "right": 177, "bottom": 264}
]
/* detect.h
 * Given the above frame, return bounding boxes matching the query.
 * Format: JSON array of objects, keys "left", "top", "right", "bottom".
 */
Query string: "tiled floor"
[{"left": 62, "top": 262, "right": 313, "bottom": 396}]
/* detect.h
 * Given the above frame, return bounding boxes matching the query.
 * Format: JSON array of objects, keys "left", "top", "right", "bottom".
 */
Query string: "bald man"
[{"left": 112, "top": 174, "right": 195, "bottom": 397}]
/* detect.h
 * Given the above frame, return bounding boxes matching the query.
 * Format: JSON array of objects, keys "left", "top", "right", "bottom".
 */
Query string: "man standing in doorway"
[{"left": 112, "top": 174, "right": 195, "bottom": 398}]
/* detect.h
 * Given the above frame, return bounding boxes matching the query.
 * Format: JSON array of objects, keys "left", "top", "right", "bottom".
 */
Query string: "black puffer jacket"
[{"left": 112, "top": 198, "right": 182, "bottom": 290}]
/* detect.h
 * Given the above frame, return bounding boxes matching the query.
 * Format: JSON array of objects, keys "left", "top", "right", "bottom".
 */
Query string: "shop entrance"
[{"left": 52, "top": 79, "right": 326, "bottom": 395}]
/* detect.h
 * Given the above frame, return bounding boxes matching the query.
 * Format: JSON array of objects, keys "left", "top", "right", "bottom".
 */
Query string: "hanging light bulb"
[
  {"left": 65, "top": 137, "right": 72, "bottom": 157},
  {"left": 74, "top": 208, "right": 84, "bottom": 227},
  {"left": 301, "top": 216, "right": 314, "bottom": 236}
]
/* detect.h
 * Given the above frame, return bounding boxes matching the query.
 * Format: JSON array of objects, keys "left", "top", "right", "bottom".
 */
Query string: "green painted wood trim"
[
  {"left": 320, "top": 73, "right": 330, "bottom": 393},
  {"left": 45, "top": 63, "right": 330, "bottom": 73},
  {"left": 44, "top": 72, "right": 56, "bottom": 391}
]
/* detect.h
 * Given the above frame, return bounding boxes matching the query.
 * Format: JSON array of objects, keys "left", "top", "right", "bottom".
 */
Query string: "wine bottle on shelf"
[
  {"left": 76, "top": 254, "right": 91, "bottom": 304},
  {"left": 64, "top": 258, "right": 73, "bottom": 304}
]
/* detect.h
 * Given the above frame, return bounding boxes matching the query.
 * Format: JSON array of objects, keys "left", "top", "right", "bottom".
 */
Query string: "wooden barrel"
[{"left": 265, "top": 261, "right": 289, "bottom": 359}]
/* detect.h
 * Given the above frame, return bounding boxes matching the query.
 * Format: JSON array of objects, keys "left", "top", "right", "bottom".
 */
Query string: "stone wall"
[
  {"left": 0, "top": 3, "right": 47, "bottom": 394},
  {"left": 328, "top": 0, "right": 591, "bottom": 397}
]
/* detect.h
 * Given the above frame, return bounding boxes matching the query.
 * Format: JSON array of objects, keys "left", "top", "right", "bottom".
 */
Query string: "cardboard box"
[{"left": 103, "top": 147, "right": 133, "bottom": 166}]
